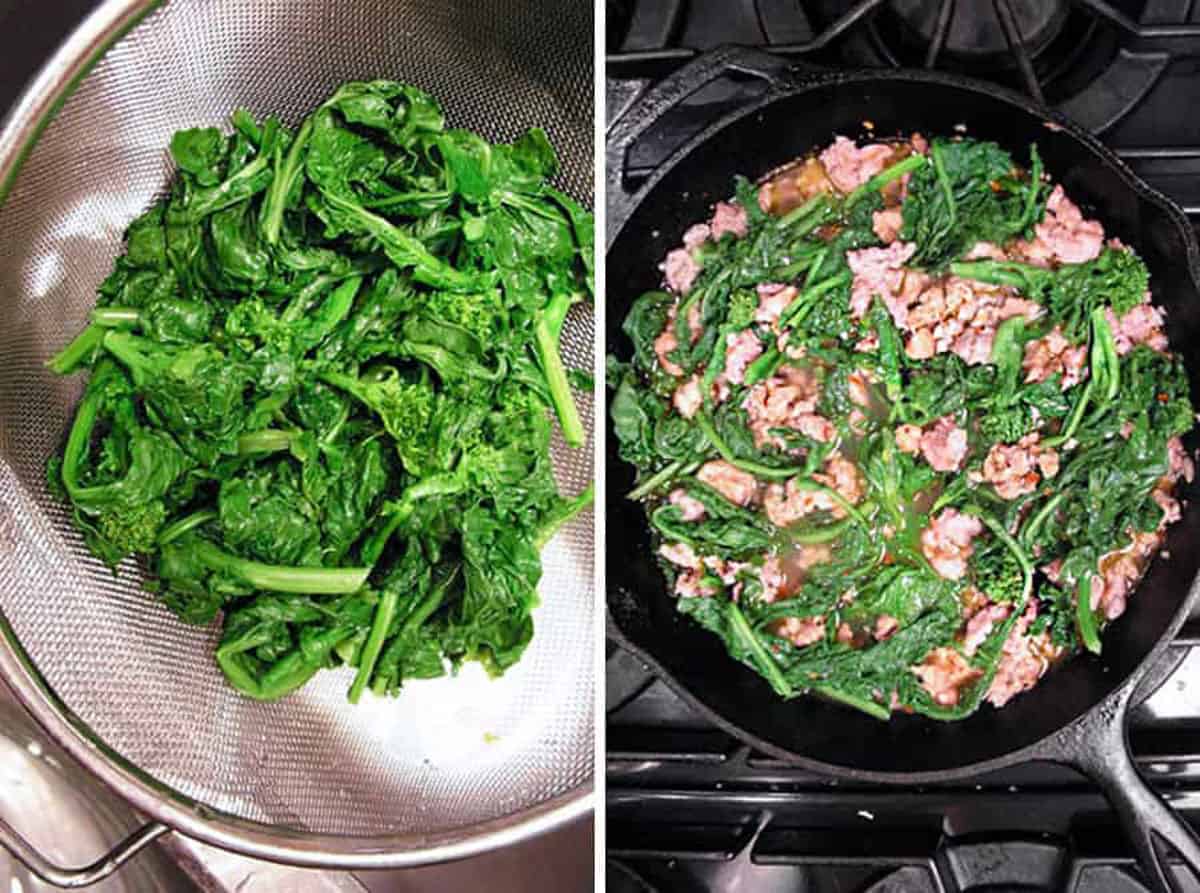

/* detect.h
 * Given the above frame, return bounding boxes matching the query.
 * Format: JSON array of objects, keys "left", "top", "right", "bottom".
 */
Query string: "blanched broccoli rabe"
[{"left": 47, "top": 81, "right": 593, "bottom": 703}]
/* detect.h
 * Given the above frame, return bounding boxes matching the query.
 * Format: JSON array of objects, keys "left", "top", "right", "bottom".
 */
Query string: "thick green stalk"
[
  {"left": 157, "top": 509, "right": 218, "bottom": 545},
  {"left": 261, "top": 115, "right": 314, "bottom": 246},
  {"left": 948, "top": 260, "right": 1031, "bottom": 289},
  {"left": 728, "top": 601, "right": 792, "bottom": 698},
  {"left": 91, "top": 306, "right": 141, "bottom": 328},
  {"left": 743, "top": 345, "right": 783, "bottom": 387},
  {"left": 47, "top": 324, "right": 106, "bottom": 375},
  {"left": 969, "top": 508, "right": 1034, "bottom": 604},
  {"left": 845, "top": 153, "right": 926, "bottom": 209},
  {"left": 348, "top": 588, "right": 399, "bottom": 704},
  {"left": 534, "top": 292, "right": 586, "bottom": 448},
  {"left": 1019, "top": 492, "right": 1064, "bottom": 548},
  {"left": 779, "top": 193, "right": 830, "bottom": 227},
  {"left": 360, "top": 473, "right": 467, "bottom": 564},
  {"left": 369, "top": 567, "right": 459, "bottom": 696},
  {"left": 1043, "top": 379, "right": 1094, "bottom": 448},
  {"left": 627, "top": 459, "right": 693, "bottom": 501},
  {"left": 191, "top": 539, "right": 369, "bottom": 594},
  {"left": 780, "top": 271, "right": 852, "bottom": 329}
]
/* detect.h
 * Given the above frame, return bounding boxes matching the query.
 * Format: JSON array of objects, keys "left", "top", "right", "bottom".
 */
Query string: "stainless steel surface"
[
  {"left": 0, "top": 0, "right": 595, "bottom": 872},
  {"left": 0, "top": 687, "right": 196, "bottom": 892}
]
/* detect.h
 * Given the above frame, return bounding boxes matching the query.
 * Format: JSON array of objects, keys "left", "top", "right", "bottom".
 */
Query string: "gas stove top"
[{"left": 606, "top": 2, "right": 1200, "bottom": 891}]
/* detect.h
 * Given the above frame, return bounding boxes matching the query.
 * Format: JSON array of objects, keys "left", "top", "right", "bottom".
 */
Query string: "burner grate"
[{"left": 606, "top": 0, "right": 1200, "bottom": 134}]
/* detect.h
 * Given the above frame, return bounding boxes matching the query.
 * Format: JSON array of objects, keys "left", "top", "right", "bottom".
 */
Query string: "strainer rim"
[{"left": 0, "top": 0, "right": 594, "bottom": 868}]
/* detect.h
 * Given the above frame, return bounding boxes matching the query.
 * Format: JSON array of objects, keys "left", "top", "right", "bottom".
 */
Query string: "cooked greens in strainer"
[{"left": 45, "top": 80, "right": 593, "bottom": 703}]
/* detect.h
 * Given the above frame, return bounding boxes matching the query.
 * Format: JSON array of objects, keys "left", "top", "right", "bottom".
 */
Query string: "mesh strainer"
[{"left": 0, "top": 0, "right": 594, "bottom": 882}]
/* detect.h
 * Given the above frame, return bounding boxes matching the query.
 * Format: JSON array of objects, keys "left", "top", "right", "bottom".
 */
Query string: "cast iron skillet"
[{"left": 606, "top": 47, "right": 1200, "bottom": 892}]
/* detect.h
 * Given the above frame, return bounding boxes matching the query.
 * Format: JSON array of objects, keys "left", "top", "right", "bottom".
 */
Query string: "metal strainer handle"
[{"left": 0, "top": 817, "right": 169, "bottom": 888}]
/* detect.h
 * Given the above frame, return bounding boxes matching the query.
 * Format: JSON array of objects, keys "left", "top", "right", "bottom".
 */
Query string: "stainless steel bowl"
[{"left": 0, "top": 0, "right": 595, "bottom": 882}]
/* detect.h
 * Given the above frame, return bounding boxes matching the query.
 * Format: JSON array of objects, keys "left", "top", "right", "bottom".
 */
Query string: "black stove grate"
[{"left": 607, "top": 3, "right": 1200, "bottom": 890}]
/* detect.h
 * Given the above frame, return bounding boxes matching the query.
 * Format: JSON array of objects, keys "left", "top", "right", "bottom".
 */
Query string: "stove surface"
[{"left": 607, "top": 2, "right": 1200, "bottom": 890}]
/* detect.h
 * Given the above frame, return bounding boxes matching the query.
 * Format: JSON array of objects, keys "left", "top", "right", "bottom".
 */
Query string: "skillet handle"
[
  {"left": 605, "top": 45, "right": 797, "bottom": 240},
  {"left": 1054, "top": 684, "right": 1200, "bottom": 892}
]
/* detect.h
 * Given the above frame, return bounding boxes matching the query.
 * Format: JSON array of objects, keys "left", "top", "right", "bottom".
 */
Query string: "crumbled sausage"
[
  {"left": 1022, "top": 326, "right": 1088, "bottom": 389},
  {"left": 722, "top": 330, "right": 764, "bottom": 386},
  {"left": 846, "top": 241, "right": 918, "bottom": 321},
  {"left": 920, "top": 509, "right": 983, "bottom": 580},
  {"left": 1106, "top": 303, "right": 1168, "bottom": 355},
  {"left": 659, "top": 541, "right": 700, "bottom": 569},
  {"left": 697, "top": 460, "right": 759, "bottom": 507},
  {"left": 710, "top": 201, "right": 749, "bottom": 240},
  {"left": 668, "top": 488, "right": 707, "bottom": 522},
  {"left": 912, "top": 647, "right": 982, "bottom": 706},
  {"left": 672, "top": 376, "right": 702, "bottom": 418},
  {"left": 1028, "top": 185, "right": 1105, "bottom": 265},
  {"left": 919, "top": 416, "right": 968, "bottom": 473},
  {"left": 742, "top": 366, "right": 836, "bottom": 449},
  {"left": 772, "top": 615, "right": 826, "bottom": 647},
  {"left": 872, "top": 207, "right": 904, "bottom": 244},
  {"left": 819, "top": 136, "right": 896, "bottom": 194},
  {"left": 755, "top": 282, "right": 797, "bottom": 327},
  {"left": 979, "top": 436, "right": 1058, "bottom": 500}
]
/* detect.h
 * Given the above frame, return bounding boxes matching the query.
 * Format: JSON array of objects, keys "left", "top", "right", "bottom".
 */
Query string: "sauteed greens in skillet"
[
  {"left": 611, "top": 134, "right": 1194, "bottom": 719},
  {"left": 47, "top": 81, "right": 593, "bottom": 702}
]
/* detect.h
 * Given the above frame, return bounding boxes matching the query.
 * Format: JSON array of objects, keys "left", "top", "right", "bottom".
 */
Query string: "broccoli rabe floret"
[
  {"left": 978, "top": 404, "right": 1035, "bottom": 445},
  {"left": 972, "top": 541, "right": 1025, "bottom": 604}
]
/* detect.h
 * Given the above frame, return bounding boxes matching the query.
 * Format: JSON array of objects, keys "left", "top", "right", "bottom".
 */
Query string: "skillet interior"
[{"left": 607, "top": 72, "right": 1200, "bottom": 777}]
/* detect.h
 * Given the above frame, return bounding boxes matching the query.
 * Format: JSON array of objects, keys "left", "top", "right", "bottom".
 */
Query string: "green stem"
[
  {"left": 695, "top": 413, "right": 797, "bottom": 479},
  {"left": 845, "top": 153, "right": 926, "bottom": 209},
  {"left": 779, "top": 193, "right": 832, "bottom": 228},
  {"left": 1020, "top": 492, "right": 1064, "bottom": 548},
  {"left": 360, "top": 473, "right": 467, "bottom": 564},
  {"left": 236, "top": 429, "right": 297, "bottom": 455},
  {"left": 803, "top": 248, "right": 828, "bottom": 288},
  {"left": 157, "top": 509, "right": 218, "bottom": 545},
  {"left": 47, "top": 324, "right": 106, "bottom": 375},
  {"left": 780, "top": 271, "right": 852, "bottom": 329},
  {"left": 1043, "top": 379, "right": 1094, "bottom": 447},
  {"left": 348, "top": 588, "right": 398, "bottom": 704},
  {"left": 1077, "top": 575, "right": 1102, "bottom": 654},
  {"left": 192, "top": 539, "right": 369, "bottom": 594},
  {"left": 59, "top": 370, "right": 104, "bottom": 496},
  {"left": 931, "top": 141, "right": 956, "bottom": 228},
  {"left": 262, "top": 115, "right": 314, "bottom": 246},
  {"left": 91, "top": 306, "right": 141, "bottom": 328},
  {"left": 743, "top": 345, "right": 784, "bottom": 387},
  {"left": 811, "top": 683, "right": 891, "bottom": 720},
  {"left": 534, "top": 299, "right": 586, "bottom": 448},
  {"left": 534, "top": 484, "right": 594, "bottom": 550},
  {"left": 948, "top": 260, "right": 1029, "bottom": 289},
  {"left": 370, "top": 567, "right": 459, "bottom": 695},
  {"left": 627, "top": 460, "right": 692, "bottom": 501},
  {"left": 257, "top": 625, "right": 353, "bottom": 701},
  {"left": 1022, "top": 145, "right": 1044, "bottom": 230},
  {"left": 1090, "top": 307, "right": 1120, "bottom": 402},
  {"left": 729, "top": 600, "right": 792, "bottom": 697},
  {"left": 785, "top": 517, "right": 851, "bottom": 545}
]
